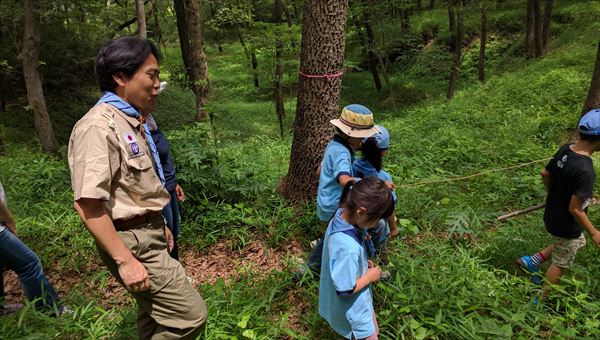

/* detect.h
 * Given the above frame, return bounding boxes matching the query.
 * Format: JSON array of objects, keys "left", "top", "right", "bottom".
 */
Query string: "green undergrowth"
[{"left": 2, "top": 0, "right": 600, "bottom": 338}]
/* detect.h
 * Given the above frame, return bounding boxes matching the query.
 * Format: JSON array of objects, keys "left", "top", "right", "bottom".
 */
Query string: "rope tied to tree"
[
  {"left": 299, "top": 70, "right": 344, "bottom": 80},
  {"left": 400, "top": 157, "right": 552, "bottom": 188}
]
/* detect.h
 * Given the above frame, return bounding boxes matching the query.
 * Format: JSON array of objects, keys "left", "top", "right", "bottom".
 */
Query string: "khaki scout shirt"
[{"left": 68, "top": 103, "right": 170, "bottom": 220}]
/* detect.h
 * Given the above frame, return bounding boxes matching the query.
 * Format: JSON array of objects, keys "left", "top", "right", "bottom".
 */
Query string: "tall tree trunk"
[
  {"left": 429, "top": 0, "right": 435, "bottom": 10},
  {"left": 525, "top": 0, "right": 534, "bottom": 59},
  {"left": 402, "top": 8, "right": 411, "bottom": 33},
  {"left": 416, "top": 0, "right": 422, "bottom": 11},
  {"left": 23, "top": 0, "right": 58, "bottom": 153},
  {"left": 533, "top": 0, "right": 542, "bottom": 58},
  {"left": 173, "top": 0, "right": 191, "bottom": 77},
  {"left": 541, "top": 0, "right": 553, "bottom": 55},
  {"left": 274, "top": 0, "right": 285, "bottom": 137},
  {"left": 362, "top": 0, "right": 381, "bottom": 92},
  {"left": 582, "top": 40, "right": 600, "bottom": 116},
  {"left": 236, "top": 29, "right": 259, "bottom": 88},
  {"left": 478, "top": 3, "right": 487, "bottom": 82},
  {"left": 446, "top": 0, "right": 463, "bottom": 100},
  {"left": 448, "top": 0, "right": 456, "bottom": 35},
  {"left": 136, "top": 0, "right": 147, "bottom": 39},
  {"left": 104, "top": 0, "right": 111, "bottom": 31},
  {"left": 283, "top": 0, "right": 348, "bottom": 201},
  {"left": 151, "top": 0, "right": 163, "bottom": 48},
  {"left": 186, "top": 0, "right": 210, "bottom": 121},
  {"left": 79, "top": 4, "right": 87, "bottom": 22}
]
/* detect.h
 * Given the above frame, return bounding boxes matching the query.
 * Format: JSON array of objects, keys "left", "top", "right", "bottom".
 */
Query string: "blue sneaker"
[{"left": 516, "top": 255, "right": 542, "bottom": 285}]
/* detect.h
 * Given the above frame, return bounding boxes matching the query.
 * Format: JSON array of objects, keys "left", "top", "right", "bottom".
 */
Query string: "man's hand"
[
  {"left": 118, "top": 255, "right": 150, "bottom": 292},
  {"left": 175, "top": 184, "right": 185, "bottom": 202},
  {"left": 5, "top": 220, "right": 16, "bottom": 235},
  {"left": 165, "top": 226, "right": 174, "bottom": 252}
]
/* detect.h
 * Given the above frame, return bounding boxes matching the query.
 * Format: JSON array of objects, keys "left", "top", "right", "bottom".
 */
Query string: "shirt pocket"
[
  {"left": 345, "top": 292, "right": 373, "bottom": 332},
  {"left": 121, "top": 155, "right": 154, "bottom": 189}
]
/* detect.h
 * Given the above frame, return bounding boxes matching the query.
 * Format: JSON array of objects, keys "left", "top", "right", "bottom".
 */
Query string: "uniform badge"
[
  {"left": 124, "top": 132, "right": 138, "bottom": 144},
  {"left": 131, "top": 142, "right": 140, "bottom": 155}
]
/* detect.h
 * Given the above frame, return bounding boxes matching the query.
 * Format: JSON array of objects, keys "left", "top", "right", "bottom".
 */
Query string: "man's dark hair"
[{"left": 95, "top": 37, "right": 161, "bottom": 92}]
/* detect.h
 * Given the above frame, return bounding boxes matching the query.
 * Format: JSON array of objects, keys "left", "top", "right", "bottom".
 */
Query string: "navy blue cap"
[{"left": 579, "top": 109, "right": 600, "bottom": 135}]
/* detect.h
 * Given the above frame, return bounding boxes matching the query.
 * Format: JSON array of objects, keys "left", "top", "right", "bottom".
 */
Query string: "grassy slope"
[{"left": 1, "top": 0, "right": 600, "bottom": 338}]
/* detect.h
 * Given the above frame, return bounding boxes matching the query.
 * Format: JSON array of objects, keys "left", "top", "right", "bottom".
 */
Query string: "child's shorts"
[{"left": 551, "top": 233, "right": 586, "bottom": 269}]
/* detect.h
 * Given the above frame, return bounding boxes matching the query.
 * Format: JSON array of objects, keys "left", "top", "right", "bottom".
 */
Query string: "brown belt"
[{"left": 113, "top": 211, "right": 164, "bottom": 231}]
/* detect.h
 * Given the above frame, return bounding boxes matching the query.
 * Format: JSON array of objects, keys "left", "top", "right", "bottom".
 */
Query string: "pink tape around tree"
[{"left": 299, "top": 70, "right": 344, "bottom": 79}]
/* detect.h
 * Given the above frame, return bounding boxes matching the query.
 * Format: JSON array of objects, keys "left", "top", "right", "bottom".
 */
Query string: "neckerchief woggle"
[{"left": 96, "top": 91, "right": 166, "bottom": 185}]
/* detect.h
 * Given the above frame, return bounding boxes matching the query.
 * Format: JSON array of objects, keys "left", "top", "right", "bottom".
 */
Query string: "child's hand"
[
  {"left": 390, "top": 227, "right": 400, "bottom": 238},
  {"left": 366, "top": 266, "right": 381, "bottom": 283},
  {"left": 368, "top": 260, "right": 374, "bottom": 268},
  {"left": 592, "top": 232, "right": 600, "bottom": 247},
  {"left": 384, "top": 180, "right": 395, "bottom": 190}
]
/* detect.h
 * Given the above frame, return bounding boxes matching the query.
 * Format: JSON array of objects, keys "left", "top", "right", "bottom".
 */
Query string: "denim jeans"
[
  {"left": 307, "top": 219, "right": 390, "bottom": 273},
  {"left": 0, "top": 229, "right": 60, "bottom": 310},
  {"left": 162, "top": 190, "right": 181, "bottom": 260}
]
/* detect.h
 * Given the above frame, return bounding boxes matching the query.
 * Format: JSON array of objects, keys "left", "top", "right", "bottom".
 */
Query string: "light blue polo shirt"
[
  {"left": 317, "top": 137, "right": 354, "bottom": 221},
  {"left": 319, "top": 209, "right": 375, "bottom": 339},
  {"left": 353, "top": 158, "right": 398, "bottom": 202}
]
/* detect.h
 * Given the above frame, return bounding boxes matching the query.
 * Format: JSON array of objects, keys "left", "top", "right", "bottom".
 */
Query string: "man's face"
[{"left": 119, "top": 54, "right": 160, "bottom": 114}]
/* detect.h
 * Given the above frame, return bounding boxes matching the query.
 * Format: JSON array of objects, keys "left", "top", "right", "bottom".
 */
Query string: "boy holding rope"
[{"left": 517, "top": 109, "right": 600, "bottom": 298}]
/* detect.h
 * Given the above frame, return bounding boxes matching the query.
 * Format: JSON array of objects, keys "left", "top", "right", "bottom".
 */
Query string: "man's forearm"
[{"left": 74, "top": 199, "right": 133, "bottom": 265}]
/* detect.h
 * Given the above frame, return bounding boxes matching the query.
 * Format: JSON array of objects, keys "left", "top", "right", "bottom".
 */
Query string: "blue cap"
[
  {"left": 579, "top": 109, "right": 600, "bottom": 135},
  {"left": 373, "top": 125, "right": 390, "bottom": 149}
]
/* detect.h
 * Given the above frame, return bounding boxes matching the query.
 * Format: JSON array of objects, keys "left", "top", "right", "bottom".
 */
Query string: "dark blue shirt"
[{"left": 150, "top": 128, "right": 177, "bottom": 192}]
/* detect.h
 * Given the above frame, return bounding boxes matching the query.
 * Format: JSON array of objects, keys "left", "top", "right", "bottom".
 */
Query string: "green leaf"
[{"left": 237, "top": 314, "right": 251, "bottom": 329}]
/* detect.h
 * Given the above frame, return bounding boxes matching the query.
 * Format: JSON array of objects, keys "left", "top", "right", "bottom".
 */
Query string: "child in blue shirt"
[
  {"left": 307, "top": 104, "right": 381, "bottom": 274},
  {"left": 353, "top": 125, "right": 399, "bottom": 259},
  {"left": 319, "top": 177, "right": 395, "bottom": 340}
]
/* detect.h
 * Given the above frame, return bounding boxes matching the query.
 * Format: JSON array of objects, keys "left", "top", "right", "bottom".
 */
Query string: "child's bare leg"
[
  {"left": 539, "top": 245, "right": 553, "bottom": 259},
  {"left": 541, "top": 264, "right": 563, "bottom": 299}
]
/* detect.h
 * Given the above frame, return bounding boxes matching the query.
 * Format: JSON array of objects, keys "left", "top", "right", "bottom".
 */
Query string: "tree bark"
[
  {"left": 429, "top": 0, "right": 435, "bottom": 10},
  {"left": 448, "top": 0, "right": 456, "bottom": 35},
  {"left": 136, "top": 0, "right": 147, "bottom": 39},
  {"left": 362, "top": 0, "right": 381, "bottom": 92},
  {"left": 478, "top": 3, "right": 487, "bottom": 82},
  {"left": 283, "top": 0, "right": 349, "bottom": 201},
  {"left": 582, "top": 40, "right": 600, "bottom": 116},
  {"left": 416, "top": 0, "right": 422, "bottom": 11},
  {"left": 274, "top": 0, "right": 285, "bottom": 137},
  {"left": 185, "top": 0, "right": 210, "bottom": 121},
  {"left": 104, "top": 0, "right": 111, "bottom": 31},
  {"left": 236, "top": 29, "right": 260, "bottom": 88},
  {"left": 22, "top": 0, "right": 58, "bottom": 153},
  {"left": 541, "top": 0, "right": 553, "bottom": 55},
  {"left": 533, "top": 0, "right": 542, "bottom": 58},
  {"left": 525, "top": 0, "right": 534, "bottom": 59},
  {"left": 173, "top": 0, "right": 191, "bottom": 78},
  {"left": 402, "top": 7, "right": 411, "bottom": 33},
  {"left": 446, "top": 0, "right": 463, "bottom": 100},
  {"left": 150, "top": 0, "right": 163, "bottom": 48}
]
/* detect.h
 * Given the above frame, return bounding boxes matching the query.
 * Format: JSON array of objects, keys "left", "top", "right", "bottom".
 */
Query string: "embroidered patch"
[
  {"left": 131, "top": 142, "right": 140, "bottom": 155},
  {"left": 123, "top": 132, "right": 137, "bottom": 144}
]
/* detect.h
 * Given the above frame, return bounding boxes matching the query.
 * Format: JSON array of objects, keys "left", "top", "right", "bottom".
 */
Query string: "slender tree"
[
  {"left": 478, "top": 2, "right": 487, "bottom": 82},
  {"left": 359, "top": 0, "right": 381, "bottom": 92},
  {"left": 582, "top": 40, "right": 600, "bottom": 116},
  {"left": 283, "top": 0, "right": 349, "bottom": 201},
  {"left": 447, "top": 0, "right": 463, "bottom": 100},
  {"left": 533, "top": 0, "right": 542, "bottom": 58},
  {"left": 541, "top": 0, "right": 553, "bottom": 55},
  {"left": 23, "top": 0, "right": 58, "bottom": 153},
  {"left": 274, "top": 0, "right": 285, "bottom": 137},
  {"left": 186, "top": 0, "right": 210, "bottom": 121},
  {"left": 136, "top": 0, "right": 147, "bottom": 38},
  {"left": 173, "top": 0, "right": 191, "bottom": 78},
  {"left": 448, "top": 0, "right": 456, "bottom": 35},
  {"left": 525, "top": 0, "right": 534, "bottom": 59},
  {"left": 429, "top": 0, "right": 435, "bottom": 10}
]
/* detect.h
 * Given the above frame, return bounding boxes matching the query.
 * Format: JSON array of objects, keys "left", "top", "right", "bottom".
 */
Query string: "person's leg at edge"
[
  {"left": 168, "top": 190, "right": 181, "bottom": 260},
  {"left": 0, "top": 229, "right": 59, "bottom": 310}
]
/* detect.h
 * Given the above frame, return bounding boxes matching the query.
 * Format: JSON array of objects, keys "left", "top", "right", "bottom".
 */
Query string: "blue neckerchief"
[{"left": 96, "top": 91, "right": 165, "bottom": 185}]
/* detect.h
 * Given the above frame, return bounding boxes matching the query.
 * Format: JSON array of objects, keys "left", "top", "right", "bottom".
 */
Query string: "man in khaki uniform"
[{"left": 68, "top": 37, "right": 207, "bottom": 339}]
